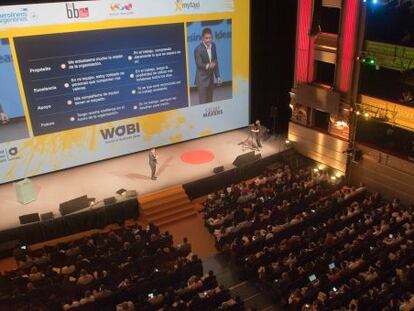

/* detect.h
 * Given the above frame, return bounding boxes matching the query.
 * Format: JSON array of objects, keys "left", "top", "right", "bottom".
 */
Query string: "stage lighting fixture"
[
  {"left": 372, "top": 0, "right": 377, "bottom": 3},
  {"left": 361, "top": 57, "right": 376, "bottom": 66},
  {"left": 88, "top": 198, "right": 96, "bottom": 207}
]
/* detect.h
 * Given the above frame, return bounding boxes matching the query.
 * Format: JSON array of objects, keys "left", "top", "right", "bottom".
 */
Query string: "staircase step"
[
  {"left": 140, "top": 194, "right": 189, "bottom": 210},
  {"left": 143, "top": 198, "right": 192, "bottom": 216},
  {"left": 155, "top": 210, "right": 197, "bottom": 227},
  {"left": 139, "top": 186, "right": 184, "bottom": 203},
  {"left": 147, "top": 205, "right": 195, "bottom": 223}
]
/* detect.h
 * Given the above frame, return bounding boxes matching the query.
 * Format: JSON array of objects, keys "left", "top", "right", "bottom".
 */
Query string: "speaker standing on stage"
[
  {"left": 149, "top": 148, "right": 158, "bottom": 180},
  {"left": 252, "top": 120, "right": 262, "bottom": 148}
]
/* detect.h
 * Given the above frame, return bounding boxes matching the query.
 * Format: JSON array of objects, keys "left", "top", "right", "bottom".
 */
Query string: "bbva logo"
[{"left": 100, "top": 123, "right": 140, "bottom": 140}]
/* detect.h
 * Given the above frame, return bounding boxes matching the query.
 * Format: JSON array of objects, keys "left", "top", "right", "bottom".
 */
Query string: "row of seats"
[
  {"left": 0, "top": 223, "right": 247, "bottom": 311},
  {"left": 203, "top": 164, "right": 414, "bottom": 310}
]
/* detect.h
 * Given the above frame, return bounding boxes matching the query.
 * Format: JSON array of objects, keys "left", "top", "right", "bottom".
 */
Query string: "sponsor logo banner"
[
  {"left": 109, "top": 2, "right": 134, "bottom": 16},
  {"left": 0, "top": 0, "right": 233, "bottom": 28}
]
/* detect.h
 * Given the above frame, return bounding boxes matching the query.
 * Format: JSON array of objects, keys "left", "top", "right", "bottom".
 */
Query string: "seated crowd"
[
  {"left": 0, "top": 223, "right": 246, "bottom": 310},
  {"left": 203, "top": 164, "right": 414, "bottom": 310}
]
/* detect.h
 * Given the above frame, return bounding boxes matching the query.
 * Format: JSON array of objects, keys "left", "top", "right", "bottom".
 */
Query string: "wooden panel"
[
  {"left": 288, "top": 122, "right": 348, "bottom": 171},
  {"left": 314, "top": 49, "right": 337, "bottom": 64},
  {"left": 351, "top": 143, "right": 414, "bottom": 204},
  {"left": 360, "top": 95, "right": 414, "bottom": 130},
  {"left": 315, "top": 33, "right": 338, "bottom": 52},
  {"left": 296, "top": 83, "right": 341, "bottom": 114},
  {"left": 322, "top": 0, "right": 342, "bottom": 8}
]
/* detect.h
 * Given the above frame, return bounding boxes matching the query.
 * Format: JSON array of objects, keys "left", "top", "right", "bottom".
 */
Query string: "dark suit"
[
  {"left": 194, "top": 42, "right": 220, "bottom": 104},
  {"left": 148, "top": 151, "right": 157, "bottom": 179},
  {"left": 253, "top": 124, "right": 262, "bottom": 147}
]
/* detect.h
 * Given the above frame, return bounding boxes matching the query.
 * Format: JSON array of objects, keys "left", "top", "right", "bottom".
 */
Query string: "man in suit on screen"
[{"left": 194, "top": 27, "right": 222, "bottom": 104}]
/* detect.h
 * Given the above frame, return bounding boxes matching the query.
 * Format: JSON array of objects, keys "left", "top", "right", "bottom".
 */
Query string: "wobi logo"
[
  {"left": 109, "top": 3, "right": 134, "bottom": 16},
  {"left": 203, "top": 106, "right": 223, "bottom": 118},
  {"left": 175, "top": 0, "right": 201, "bottom": 11},
  {"left": 66, "top": 3, "right": 89, "bottom": 19},
  {"left": 100, "top": 123, "right": 140, "bottom": 140}
]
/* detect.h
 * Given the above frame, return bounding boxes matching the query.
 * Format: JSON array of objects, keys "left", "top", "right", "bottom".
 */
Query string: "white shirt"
[{"left": 204, "top": 42, "right": 212, "bottom": 69}]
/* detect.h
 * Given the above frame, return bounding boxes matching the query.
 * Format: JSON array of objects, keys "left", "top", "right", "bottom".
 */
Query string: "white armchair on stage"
[{"left": 14, "top": 178, "right": 36, "bottom": 205}]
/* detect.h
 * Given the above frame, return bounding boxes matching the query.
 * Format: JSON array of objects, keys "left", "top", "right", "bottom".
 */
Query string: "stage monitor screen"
[{"left": 0, "top": 0, "right": 250, "bottom": 184}]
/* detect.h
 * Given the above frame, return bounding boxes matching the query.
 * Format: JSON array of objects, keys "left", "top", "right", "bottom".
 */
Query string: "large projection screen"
[{"left": 0, "top": 0, "right": 250, "bottom": 184}]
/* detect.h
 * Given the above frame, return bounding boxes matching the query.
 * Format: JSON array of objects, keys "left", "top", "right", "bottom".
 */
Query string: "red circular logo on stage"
[{"left": 180, "top": 150, "right": 215, "bottom": 164}]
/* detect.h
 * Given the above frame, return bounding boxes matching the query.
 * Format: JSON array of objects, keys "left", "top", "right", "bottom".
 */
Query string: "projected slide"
[
  {"left": 0, "top": 38, "right": 30, "bottom": 144},
  {"left": 0, "top": 0, "right": 250, "bottom": 184},
  {"left": 14, "top": 24, "right": 188, "bottom": 136}
]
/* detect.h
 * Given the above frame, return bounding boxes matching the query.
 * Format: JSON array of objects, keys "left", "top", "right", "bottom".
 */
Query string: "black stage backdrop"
[
  {"left": 250, "top": 0, "right": 297, "bottom": 135},
  {"left": 1, "top": 0, "right": 297, "bottom": 134}
]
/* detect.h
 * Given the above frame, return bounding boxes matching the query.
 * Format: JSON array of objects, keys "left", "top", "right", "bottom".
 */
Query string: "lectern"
[{"left": 14, "top": 178, "right": 36, "bottom": 205}]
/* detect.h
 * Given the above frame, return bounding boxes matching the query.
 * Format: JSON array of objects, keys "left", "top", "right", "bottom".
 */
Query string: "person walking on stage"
[
  {"left": 252, "top": 120, "right": 262, "bottom": 148},
  {"left": 194, "top": 27, "right": 222, "bottom": 104},
  {"left": 149, "top": 148, "right": 158, "bottom": 180}
]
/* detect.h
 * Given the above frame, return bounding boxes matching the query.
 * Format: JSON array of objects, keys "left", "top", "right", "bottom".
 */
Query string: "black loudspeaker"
[
  {"left": 213, "top": 166, "right": 224, "bottom": 174},
  {"left": 310, "top": 0, "right": 322, "bottom": 36},
  {"left": 40, "top": 212, "right": 54, "bottom": 221},
  {"left": 59, "top": 195, "right": 89, "bottom": 216},
  {"left": 19, "top": 213, "right": 40, "bottom": 225},
  {"left": 104, "top": 197, "right": 116, "bottom": 205},
  {"left": 232, "top": 151, "right": 259, "bottom": 167},
  {"left": 116, "top": 188, "right": 127, "bottom": 195}
]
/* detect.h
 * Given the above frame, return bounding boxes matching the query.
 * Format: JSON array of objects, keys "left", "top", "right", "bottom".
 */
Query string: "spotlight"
[
  {"left": 313, "top": 168, "right": 319, "bottom": 173},
  {"left": 356, "top": 111, "right": 361, "bottom": 115},
  {"left": 364, "top": 112, "right": 370, "bottom": 118},
  {"left": 372, "top": 0, "right": 377, "bottom": 3},
  {"left": 285, "top": 140, "right": 291, "bottom": 144},
  {"left": 330, "top": 176, "right": 337, "bottom": 181}
]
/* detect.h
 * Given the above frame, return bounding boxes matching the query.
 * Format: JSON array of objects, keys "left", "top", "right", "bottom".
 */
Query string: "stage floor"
[{"left": 0, "top": 128, "right": 286, "bottom": 230}]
